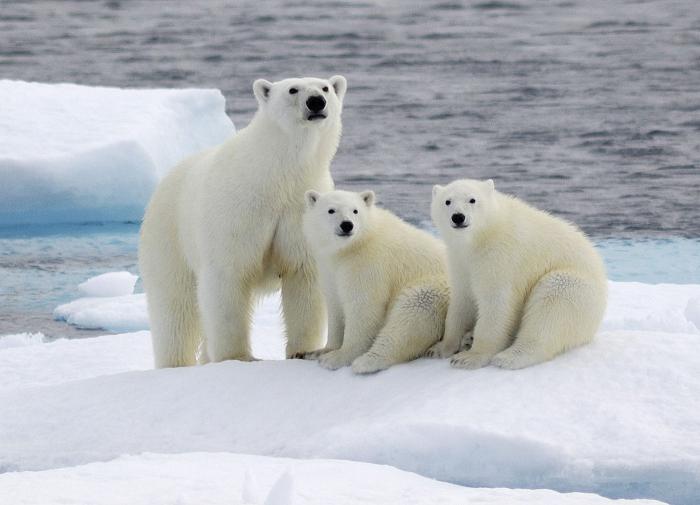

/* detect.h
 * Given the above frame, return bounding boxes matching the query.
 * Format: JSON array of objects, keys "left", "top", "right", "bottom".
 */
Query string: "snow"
[
  {"left": 0, "top": 332, "right": 45, "bottom": 350},
  {"left": 0, "top": 326, "right": 698, "bottom": 503},
  {"left": 78, "top": 271, "right": 138, "bottom": 297},
  {"left": 54, "top": 294, "right": 149, "bottom": 333},
  {"left": 5, "top": 277, "right": 700, "bottom": 503},
  {"left": 0, "top": 452, "right": 665, "bottom": 505},
  {"left": 0, "top": 80, "right": 234, "bottom": 225}
]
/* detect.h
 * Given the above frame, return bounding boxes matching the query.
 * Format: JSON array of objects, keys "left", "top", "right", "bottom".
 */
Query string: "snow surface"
[
  {"left": 5, "top": 277, "right": 700, "bottom": 504},
  {"left": 78, "top": 271, "right": 138, "bottom": 297},
  {"left": 0, "top": 80, "right": 234, "bottom": 225},
  {"left": 1, "top": 327, "right": 698, "bottom": 503},
  {"left": 0, "top": 452, "right": 664, "bottom": 505},
  {"left": 0, "top": 332, "right": 45, "bottom": 350}
]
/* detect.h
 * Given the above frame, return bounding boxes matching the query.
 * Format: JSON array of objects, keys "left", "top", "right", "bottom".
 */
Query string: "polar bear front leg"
[
  {"left": 425, "top": 286, "right": 475, "bottom": 359},
  {"left": 282, "top": 268, "right": 326, "bottom": 358},
  {"left": 450, "top": 290, "right": 518, "bottom": 370},
  {"left": 198, "top": 267, "right": 254, "bottom": 362},
  {"left": 319, "top": 300, "right": 385, "bottom": 370}
]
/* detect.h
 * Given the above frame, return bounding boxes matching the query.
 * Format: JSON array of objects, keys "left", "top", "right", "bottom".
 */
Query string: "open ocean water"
[{"left": 1, "top": 0, "right": 699, "bottom": 336}]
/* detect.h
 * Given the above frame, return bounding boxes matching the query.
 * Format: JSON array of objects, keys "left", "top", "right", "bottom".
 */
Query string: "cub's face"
[
  {"left": 303, "top": 189, "right": 375, "bottom": 254},
  {"left": 253, "top": 76, "right": 347, "bottom": 133},
  {"left": 431, "top": 179, "right": 496, "bottom": 240}
]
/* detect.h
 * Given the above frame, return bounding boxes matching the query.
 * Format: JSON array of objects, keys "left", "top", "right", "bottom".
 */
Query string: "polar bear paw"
[
  {"left": 491, "top": 348, "right": 537, "bottom": 370},
  {"left": 318, "top": 349, "right": 355, "bottom": 370},
  {"left": 450, "top": 350, "right": 492, "bottom": 370},
  {"left": 296, "top": 348, "right": 334, "bottom": 360},
  {"left": 425, "top": 340, "right": 460, "bottom": 359},
  {"left": 351, "top": 353, "right": 389, "bottom": 374}
]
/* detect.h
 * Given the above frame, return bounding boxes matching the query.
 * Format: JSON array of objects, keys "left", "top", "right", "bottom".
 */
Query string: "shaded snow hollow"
[{"left": 0, "top": 80, "right": 234, "bottom": 224}]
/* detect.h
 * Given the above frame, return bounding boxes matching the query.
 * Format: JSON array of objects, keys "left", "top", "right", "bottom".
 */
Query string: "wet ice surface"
[{"left": 0, "top": 0, "right": 698, "bottom": 235}]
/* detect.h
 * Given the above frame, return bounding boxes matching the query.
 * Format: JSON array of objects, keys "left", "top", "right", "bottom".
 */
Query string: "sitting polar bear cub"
[
  {"left": 140, "top": 75, "right": 347, "bottom": 367},
  {"left": 303, "top": 189, "right": 451, "bottom": 373},
  {"left": 429, "top": 178, "right": 607, "bottom": 370}
]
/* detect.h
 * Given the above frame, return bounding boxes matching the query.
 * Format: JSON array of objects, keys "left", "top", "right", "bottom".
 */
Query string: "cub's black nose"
[
  {"left": 451, "top": 213, "right": 465, "bottom": 225},
  {"left": 306, "top": 95, "right": 326, "bottom": 113},
  {"left": 340, "top": 221, "right": 354, "bottom": 233}
]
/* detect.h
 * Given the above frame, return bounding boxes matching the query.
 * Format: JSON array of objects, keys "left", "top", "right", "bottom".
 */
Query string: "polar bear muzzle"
[{"left": 306, "top": 95, "right": 327, "bottom": 121}]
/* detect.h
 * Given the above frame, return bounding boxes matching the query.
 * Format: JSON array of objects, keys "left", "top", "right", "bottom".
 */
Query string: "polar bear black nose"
[
  {"left": 451, "top": 213, "right": 465, "bottom": 225},
  {"left": 340, "top": 221, "right": 354, "bottom": 233},
  {"left": 306, "top": 95, "right": 326, "bottom": 113}
]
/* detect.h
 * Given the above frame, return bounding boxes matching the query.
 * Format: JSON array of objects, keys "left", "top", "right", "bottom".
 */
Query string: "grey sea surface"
[
  {"left": 1, "top": 0, "right": 700, "bottom": 336},
  {"left": 1, "top": 0, "right": 699, "bottom": 235}
]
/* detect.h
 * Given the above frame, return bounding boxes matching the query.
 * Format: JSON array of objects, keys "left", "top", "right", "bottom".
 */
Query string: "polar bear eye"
[
  {"left": 445, "top": 200, "right": 451, "bottom": 206},
  {"left": 328, "top": 209, "right": 335, "bottom": 214},
  {"left": 322, "top": 86, "right": 329, "bottom": 92},
  {"left": 470, "top": 198, "right": 476, "bottom": 204},
  {"left": 289, "top": 88, "right": 298, "bottom": 94},
  {"left": 353, "top": 209, "right": 358, "bottom": 214}
]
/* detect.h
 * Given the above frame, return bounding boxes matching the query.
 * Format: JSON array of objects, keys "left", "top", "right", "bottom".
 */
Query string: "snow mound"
[
  {"left": 604, "top": 282, "right": 700, "bottom": 333},
  {"left": 0, "top": 452, "right": 665, "bottom": 505},
  {"left": 78, "top": 271, "right": 138, "bottom": 297},
  {"left": 0, "top": 80, "right": 234, "bottom": 225},
  {"left": 1, "top": 330, "right": 698, "bottom": 504},
  {"left": 54, "top": 294, "right": 149, "bottom": 333},
  {"left": 0, "top": 332, "right": 45, "bottom": 350}
]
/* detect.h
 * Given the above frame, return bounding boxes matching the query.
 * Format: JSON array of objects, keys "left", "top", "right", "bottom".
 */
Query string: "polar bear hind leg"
[
  {"left": 352, "top": 283, "right": 448, "bottom": 374},
  {"left": 491, "top": 270, "right": 604, "bottom": 370},
  {"left": 145, "top": 255, "right": 202, "bottom": 368}
]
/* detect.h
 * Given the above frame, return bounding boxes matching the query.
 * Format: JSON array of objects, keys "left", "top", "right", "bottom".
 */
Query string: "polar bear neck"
[{"left": 247, "top": 112, "right": 341, "bottom": 176}]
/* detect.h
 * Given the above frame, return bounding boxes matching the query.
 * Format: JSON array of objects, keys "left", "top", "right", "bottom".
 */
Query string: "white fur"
[
  {"left": 139, "top": 75, "right": 347, "bottom": 367},
  {"left": 302, "top": 189, "right": 450, "bottom": 374},
  {"left": 429, "top": 178, "right": 608, "bottom": 370}
]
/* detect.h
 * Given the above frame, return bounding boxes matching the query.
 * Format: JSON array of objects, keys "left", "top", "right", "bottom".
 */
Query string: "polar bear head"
[
  {"left": 303, "top": 189, "right": 376, "bottom": 255},
  {"left": 252, "top": 76, "right": 347, "bottom": 134},
  {"left": 431, "top": 178, "right": 498, "bottom": 242}
]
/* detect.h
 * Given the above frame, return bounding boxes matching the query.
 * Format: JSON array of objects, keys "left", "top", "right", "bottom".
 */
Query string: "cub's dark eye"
[
  {"left": 445, "top": 200, "right": 451, "bottom": 206},
  {"left": 469, "top": 198, "right": 476, "bottom": 204},
  {"left": 322, "top": 86, "right": 329, "bottom": 92},
  {"left": 353, "top": 209, "right": 358, "bottom": 214},
  {"left": 328, "top": 209, "right": 335, "bottom": 214},
  {"left": 289, "top": 88, "right": 298, "bottom": 94}
]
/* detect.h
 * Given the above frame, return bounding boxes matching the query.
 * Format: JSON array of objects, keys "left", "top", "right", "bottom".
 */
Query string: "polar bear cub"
[
  {"left": 429, "top": 178, "right": 607, "bottom": 369},
  {"left": 303, "top": 189, "right": 450, "bottom": 373},
  {"left": 140, "top": 75, "right": 347, "bottom": 367}
]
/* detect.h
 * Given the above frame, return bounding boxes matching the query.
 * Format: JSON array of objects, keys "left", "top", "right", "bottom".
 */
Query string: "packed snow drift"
[{"left": 0, "top": 80, "right": 234, "bottom": 225}]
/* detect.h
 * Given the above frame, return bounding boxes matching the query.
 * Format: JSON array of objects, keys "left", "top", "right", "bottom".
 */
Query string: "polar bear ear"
[
  {"left": 253, "top": 79, "right": 273, "bottom": 104},
  {"left": 359, "top": 190, "right": 375, "bottom": 207},
  {"left": 329, "top": 75, "right": 347, "bottom": 101},
  {"left": 432, "top": 185, "right": 443, "bottom": 198},
  {"left": 484, "top": 179, "right": 495, "bottom": 191},
  {"left": 305, "top": 190, "right": 320, "bottom": 209}
]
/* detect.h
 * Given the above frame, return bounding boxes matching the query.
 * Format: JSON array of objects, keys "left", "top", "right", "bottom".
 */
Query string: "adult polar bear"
[{"left": 140, "top": 75, "right": 347, "bottom": 367}]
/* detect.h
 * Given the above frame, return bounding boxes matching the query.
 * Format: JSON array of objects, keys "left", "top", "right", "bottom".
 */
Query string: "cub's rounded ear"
[
  {"left": 485, "top": 179, "right": 495, "bottom": 191},
  {"left": 253, "top": 79, "right": 273, "bottom": 104},
  {"left": 329, "top": 75, "right": 347, "bottom": 101},
  {"left": 305, "top": 190, "right": 320, "bottom": 209},
  {"left": 432, "top": 184, "right": 443, "bottom": 198},
  {"left": 359, "top": 190, "right": 375, "bottom": 207}
]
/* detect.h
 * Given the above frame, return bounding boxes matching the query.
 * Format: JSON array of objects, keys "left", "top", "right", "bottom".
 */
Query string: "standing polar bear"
[
  {"left": 303, "top": 189, "right": 451, "bottom": 374},
  {"left": 428, "top": 178, "right": 607, "bottom": 369},
  {"left": 140, "top": 75, "right": 347, "bottom": 367}
]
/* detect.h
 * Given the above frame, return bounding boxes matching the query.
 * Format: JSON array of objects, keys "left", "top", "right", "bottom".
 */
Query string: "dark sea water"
[{"left": 1, "top": 0, "right": 700, "bottom": 335}]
